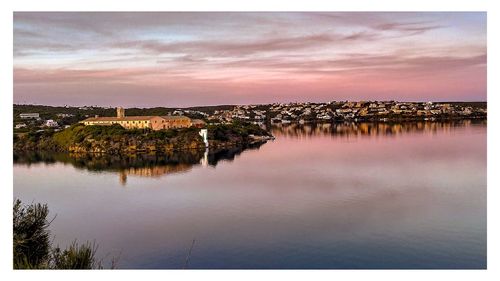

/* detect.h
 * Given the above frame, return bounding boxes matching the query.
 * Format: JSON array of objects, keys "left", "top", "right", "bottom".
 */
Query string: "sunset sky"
[{"left": 13, "top": 12, "right": 486, "bottom": 107}]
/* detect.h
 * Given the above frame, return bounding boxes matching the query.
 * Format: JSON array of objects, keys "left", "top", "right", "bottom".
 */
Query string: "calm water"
[{"left": 13, "top": 121, "right": 487, "bottom": 269}]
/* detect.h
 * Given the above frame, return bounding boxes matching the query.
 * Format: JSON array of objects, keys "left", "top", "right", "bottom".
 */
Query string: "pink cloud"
[{"left": 13, "top": 12, "right": 486, "bottom": 106}]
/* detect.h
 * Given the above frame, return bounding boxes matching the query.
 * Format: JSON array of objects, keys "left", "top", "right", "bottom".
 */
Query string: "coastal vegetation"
[
  {"left": 13, "top": 121, "right": 273, "bottom": 154},
  {"left": 13, "top": 199, "right": 111, "bottom": 269}
]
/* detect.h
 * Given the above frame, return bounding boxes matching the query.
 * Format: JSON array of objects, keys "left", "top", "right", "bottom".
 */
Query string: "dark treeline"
[{"left": 13, "top": 104, "right": 236, "bottom": 123}]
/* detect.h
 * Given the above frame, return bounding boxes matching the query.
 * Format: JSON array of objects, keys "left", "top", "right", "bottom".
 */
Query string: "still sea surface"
[{"left": 14, "top": 121, "right": 487, "bottom": 269}]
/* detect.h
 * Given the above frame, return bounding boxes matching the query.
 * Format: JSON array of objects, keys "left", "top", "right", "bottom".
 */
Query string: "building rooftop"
[
  {"left": 160, "top": 116, "right": 191, "bottom": 120},
  {"left": 82, "top": 116, "right": 158, "bottom": 122},
  {"left": 82, "top": 115, "right": 191, "bottom": 122}
]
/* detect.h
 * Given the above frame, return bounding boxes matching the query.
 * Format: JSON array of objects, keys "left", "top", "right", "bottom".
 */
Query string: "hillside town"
[
  {"left": 208, "top": 101, "right": 486, "bottom": 124},
  {"left": 14, "top": 101, "right": 486, "bottom": 132}
]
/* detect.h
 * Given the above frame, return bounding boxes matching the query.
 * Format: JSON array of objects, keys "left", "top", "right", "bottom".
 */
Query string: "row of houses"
[
  {"left": 15, "top": 102, "right": 486, "bottom": 131},
  {"left": 16, "top": 119, "right": 62, "bottom": 129},
  {"left": 16, "top": 111, "right": 62, "bottom": 129},
  {"left": 206, "top": 101, "right": 486, "bottom": 123}
]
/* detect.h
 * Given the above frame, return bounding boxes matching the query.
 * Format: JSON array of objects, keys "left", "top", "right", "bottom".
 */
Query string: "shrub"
[
  {"left": 51, "top": 241, "right": 100, "bottom": 269},
  {"left": 13, "top": 199, "right": 108, "bottom": 269},
  {"left": 13, "top": 199, "right": 51, "bottom": 269}
]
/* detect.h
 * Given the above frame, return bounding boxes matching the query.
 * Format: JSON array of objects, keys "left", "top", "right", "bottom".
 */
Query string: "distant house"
[
  {"left": 57, "top": 113, "right": 75, "bottom": 118},
  {"left": 15, "top": 123, "right": 27, "bottom": 129},
  {"left": 336, "top": 108, "right": 352, "bottom": 114},
  {"left": 19, "top": 113, "right": 40, "bottom": 119},
  {"left": 80, "top": 107, "right": 201, "bottom": 130},
  {"left": 44, "top": 120, "right": 59, "bottom": 127}
]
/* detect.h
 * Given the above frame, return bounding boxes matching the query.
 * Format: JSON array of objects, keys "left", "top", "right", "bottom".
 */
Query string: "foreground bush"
[
  {"left": 13, "top": 200, "right": 51, "bottom": 269},
  {"left": 51, "top": 241, "right": 100, "bottom": 269},
  {"left": 13, "top": 199, "right": 111, "bottom": 269}
]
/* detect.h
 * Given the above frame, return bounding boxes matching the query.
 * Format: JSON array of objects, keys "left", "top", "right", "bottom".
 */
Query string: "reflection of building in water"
[
  {"left": 271, "top": 120, "right": 484, "bottom": 139},
  {"left": 119, "top": 172, "right": 127, "bottom": 185},
  {"left": 200, "top": 148, "right": 209, "bottom": 167},
  {"left": 15, "top": 139, "right": 266, "bottom": 186},
  {"left": 119, "top": 164, "right": 193, "bottom": 186}
]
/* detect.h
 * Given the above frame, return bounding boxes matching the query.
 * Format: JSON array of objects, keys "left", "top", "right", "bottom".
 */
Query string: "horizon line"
[{"left": 13, "top": 100, "right": 488, "bottom": 109}]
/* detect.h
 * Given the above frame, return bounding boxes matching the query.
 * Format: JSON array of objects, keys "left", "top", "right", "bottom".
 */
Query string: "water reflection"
[
  {"left": 14, "top": 143, "right": 265, "bottom": 186},
  {"left": 13, "top": 120, "right": 486, "bottom": 269},
  {"left": 271, "top": 119, "right": 486, "bottom": 139},
  {"left": 13, "top": 120, "right": 486, "bottom": 186}
]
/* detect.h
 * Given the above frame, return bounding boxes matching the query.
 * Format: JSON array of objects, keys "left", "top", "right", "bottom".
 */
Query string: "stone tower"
[{"left": 117, "top": 107, "right": 125, "bottom": 118}]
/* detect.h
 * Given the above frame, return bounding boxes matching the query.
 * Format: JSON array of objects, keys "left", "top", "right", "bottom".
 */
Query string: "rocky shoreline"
[{"left": 65, "top": 135, "right": 275, "bottom": 154}]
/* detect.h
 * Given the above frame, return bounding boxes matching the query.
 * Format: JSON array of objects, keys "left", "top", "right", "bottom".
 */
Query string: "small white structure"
[
  {"left": 15, "top": 123, "right": 27, "bottom": 129},
  {"left": 57, "top": 113, "right": 74, "bottom": 118},
  {"left": 44, "top": 119, "right": 59, "bottom": 127},
  {"left": 199, "top": 129, "right": 208, "bottom": 147},
  {"left": 20, "top": 113, "right": 39, "bottom": 119}
]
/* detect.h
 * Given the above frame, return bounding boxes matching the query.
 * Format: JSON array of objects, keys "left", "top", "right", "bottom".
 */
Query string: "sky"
[{"left": 13, "top": 12, "right": 486, "bottom": 107}]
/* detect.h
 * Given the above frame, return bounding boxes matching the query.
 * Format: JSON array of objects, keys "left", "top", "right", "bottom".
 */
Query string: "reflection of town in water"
[
  {"left": 271, "top": 119, "right": 486, "bottom": 139},
  {"left": 14, "top": 120, "right": 485, "bottom": 185}
]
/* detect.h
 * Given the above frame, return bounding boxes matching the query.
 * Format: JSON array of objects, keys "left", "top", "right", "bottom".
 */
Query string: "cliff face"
[{"left": 14, "top": 122, "right": 273, "bottom": 154}]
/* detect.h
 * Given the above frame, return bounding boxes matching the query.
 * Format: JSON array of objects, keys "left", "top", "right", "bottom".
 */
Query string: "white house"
[
  {"left": 44, "top": 119, "right": 59, "bottom": 127},
  {"left": 15, "top": 123, "right": 27, "bottom": 129}
]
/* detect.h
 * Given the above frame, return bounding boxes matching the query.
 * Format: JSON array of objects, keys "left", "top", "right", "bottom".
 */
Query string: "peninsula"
[{"left": 13, "top": 101, "right": 486, "bottom": 154}]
